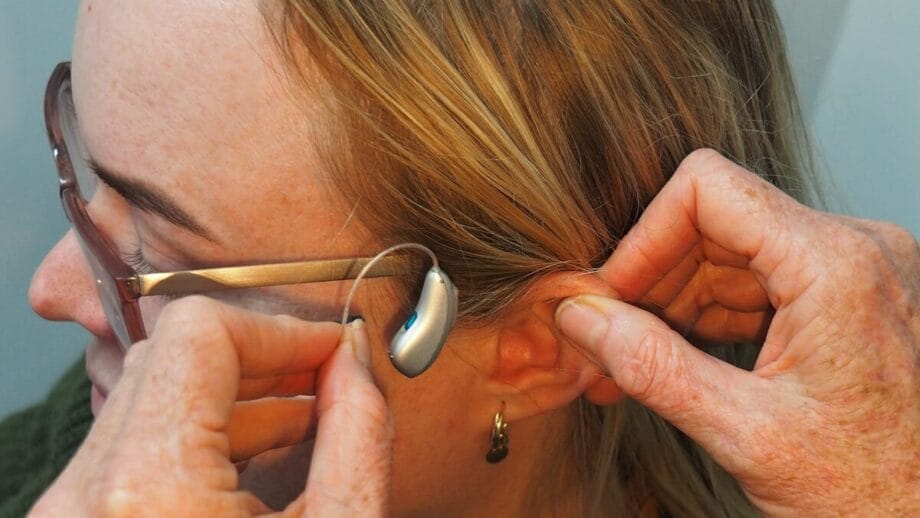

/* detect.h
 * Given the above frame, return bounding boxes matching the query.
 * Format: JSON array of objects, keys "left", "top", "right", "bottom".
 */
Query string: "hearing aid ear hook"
[{"left": 340, "top": 243, "right": 458, "bottom": 378}]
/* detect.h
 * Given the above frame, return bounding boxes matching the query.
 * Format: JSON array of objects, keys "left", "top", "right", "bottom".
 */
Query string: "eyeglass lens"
[
  {"left": 58, "top": 82, "right": 99, "bottom": 200},
  {"left": 57, "top": 78, "right": 136, "bottom": 348}
]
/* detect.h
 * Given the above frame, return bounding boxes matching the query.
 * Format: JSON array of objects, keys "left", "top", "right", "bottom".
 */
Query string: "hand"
[
  {"left": 556, "top": 149, "right": 920, "bottom": 516},
  {"left": 30, "top": 296, "right": 393, "bottom": 517}
]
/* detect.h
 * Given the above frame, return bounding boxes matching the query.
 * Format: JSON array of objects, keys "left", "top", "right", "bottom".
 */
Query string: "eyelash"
[
  {"left": 121, "top": 247, "right": 156, "bottom": 275},
  {"left": 121, "top": 248, "right": 185, "bottom": 302}
]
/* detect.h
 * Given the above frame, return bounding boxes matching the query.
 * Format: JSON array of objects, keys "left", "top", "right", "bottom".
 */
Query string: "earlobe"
[
  {"left": 485, "top": 272, "right": 624, "bottom": 420},
  {"left": 583, "top": 376, "right": 622, "bottom": 405}
]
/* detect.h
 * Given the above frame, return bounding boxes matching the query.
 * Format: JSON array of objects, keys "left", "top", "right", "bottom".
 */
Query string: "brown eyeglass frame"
[{"left": 43, "top": 61, "right": 407, "bottom": 347}]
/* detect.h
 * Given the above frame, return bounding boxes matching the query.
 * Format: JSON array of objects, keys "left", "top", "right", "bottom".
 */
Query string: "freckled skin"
[
  {"left": 29, "top": 1, "right": 604, "bottom": 516},
  {"left": 29, "top": 2, "right": 920, "bottom": 515}
]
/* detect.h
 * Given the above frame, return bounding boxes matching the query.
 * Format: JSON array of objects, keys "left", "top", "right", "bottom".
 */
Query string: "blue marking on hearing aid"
[{"left": 404, "top": 311, "right": 418, "bottom": 330}]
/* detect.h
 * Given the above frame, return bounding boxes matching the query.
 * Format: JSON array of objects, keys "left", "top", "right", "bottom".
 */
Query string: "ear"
[{"left": 484, "top": 272, "right": 624, "bottom": 423}]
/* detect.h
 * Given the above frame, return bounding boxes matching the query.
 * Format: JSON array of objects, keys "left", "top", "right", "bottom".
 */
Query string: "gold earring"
[{"left": 486, "top": 404, "right": 509, "bottom": 464}]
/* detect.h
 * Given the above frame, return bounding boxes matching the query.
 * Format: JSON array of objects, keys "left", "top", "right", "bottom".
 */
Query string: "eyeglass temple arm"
[{"left": 130, "top": 256, "right": 408, "bottom": 297}]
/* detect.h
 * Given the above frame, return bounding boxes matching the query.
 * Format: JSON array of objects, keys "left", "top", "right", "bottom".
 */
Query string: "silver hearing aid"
[{"left": 341, "top": 243, "right": 458, "bottom": 378}]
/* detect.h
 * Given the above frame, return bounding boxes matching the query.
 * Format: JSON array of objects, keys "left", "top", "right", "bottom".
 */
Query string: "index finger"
[
  {"left": 102, "top": 297, "right": 344, "bottom": 471},
  {"left": 153, "top": 296, "right": 342, "bottom": 379},
  {"left": 599, "top": 149, "right": 808, "bottom": 303}
]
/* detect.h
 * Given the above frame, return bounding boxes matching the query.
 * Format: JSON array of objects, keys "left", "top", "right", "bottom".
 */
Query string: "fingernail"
[
  {"left": 556, "top": 296, "right": 610, "bottom": 350},
  {"left": 348, "top": 318, "right": 371, "bottom": 368}
]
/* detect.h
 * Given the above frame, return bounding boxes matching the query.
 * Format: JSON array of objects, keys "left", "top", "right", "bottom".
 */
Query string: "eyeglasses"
[{"left": 43, "top": 61, "right": 407, "bottom": 349}]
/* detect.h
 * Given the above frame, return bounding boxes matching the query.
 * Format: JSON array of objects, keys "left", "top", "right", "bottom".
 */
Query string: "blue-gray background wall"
[
  {"left": 1, "top": 0, "right": 918, "bottom": 418},
  {"left": 1, "top": 1, "right": 85, "bottom": 419}
]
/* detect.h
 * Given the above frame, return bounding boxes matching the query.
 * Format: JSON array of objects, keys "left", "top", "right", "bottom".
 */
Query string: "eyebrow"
[{"left": 88, "top": 158, "right": 217, "bottom": 242}]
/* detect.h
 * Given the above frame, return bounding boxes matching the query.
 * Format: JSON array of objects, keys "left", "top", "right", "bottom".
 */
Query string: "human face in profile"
[{"left": 29, "top": 0, "right": 500, "bottom": 513}]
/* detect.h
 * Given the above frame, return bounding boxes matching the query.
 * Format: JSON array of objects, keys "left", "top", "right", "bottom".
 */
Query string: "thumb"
[
  {"left": 293, "top": 319, "right": 393, "bottom": 517},
  {"left": 556, "top": 294, "right": 771, "bottom": 468}
]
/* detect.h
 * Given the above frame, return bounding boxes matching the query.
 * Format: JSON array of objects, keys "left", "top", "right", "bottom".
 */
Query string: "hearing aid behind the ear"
[
  {"left": 388, "top": 265, "right": 458, "bottom": 377},
  {"left": 340, "top": 243, "right": 458, "bottom": 378}
]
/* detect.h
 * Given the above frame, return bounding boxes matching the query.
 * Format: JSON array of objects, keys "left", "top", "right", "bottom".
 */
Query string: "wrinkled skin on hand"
[
  {"left": 30, "top": 297, "right": 392, "bottom": 517},
  {"left": 557, "top": 149, "right": 920, "bottom": 516}
]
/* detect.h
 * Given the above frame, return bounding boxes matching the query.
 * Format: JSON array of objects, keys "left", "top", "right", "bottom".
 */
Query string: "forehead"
[{"left": 71, "top": 0, "right": 353, "bottom": 256}]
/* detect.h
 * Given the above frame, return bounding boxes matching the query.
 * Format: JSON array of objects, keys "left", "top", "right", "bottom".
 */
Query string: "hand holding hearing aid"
[
  {"left": 556, "top": 150, "right": 920, "bottom": 516},
  {"left": 31, "top": 242, "right": 451, "bottom": 516},
  {"left": 31, "top": 297, "right": 393, "bottom": 517}
]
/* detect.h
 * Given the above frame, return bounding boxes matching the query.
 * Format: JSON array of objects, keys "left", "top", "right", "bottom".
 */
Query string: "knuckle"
[
  {"left": 839, "top": 226, "right": 886, "bottom": 269},
  {"left": 158, "top": 295, "right": 220, "bottom": 324},
  {"left": 121, "top": 342, "right": 147, "bottom": 373},
  {"left": 842, "top": 219, "right": 915, "bottom": 261},
  {"left": 89, "top": 471, "right": 142, "bottom": 518},
  {"left": 625, "top": 331, "right": 667, "bottom": 401},
  {"left": 863, "top": 236, "right": 890, "bottom": 264},
  {"left": 837, "top": 223, "right": 916, "bottom": 294},
  {"left": 675, "top": 148, "right": 726, "bottom": 184},
  {"left": 681, "top": 148, "right": 724, "bottom": 171},
  {"left": 271, "top": 313, "right": 307, "bottom": 333},
  {"left": 622, "top": 329, "right": 689, "bottom": 412},
  {"left": 157, "top": 296, "right": 228, "bottom": 339},
  {"left": 678, "top": 147, "right": 794, "bottom": 213},
  {"left": 98, "top": 491, "right": 138, "bottom": 518},
  {"left": 853, "top": 234, "right": 888, "bottom": 266},
  {"left": 148, "top": 297, "right": 236, "bottom": 366},
  {"left": 877, "top": 222, "right": 919, "bottom": 259}
]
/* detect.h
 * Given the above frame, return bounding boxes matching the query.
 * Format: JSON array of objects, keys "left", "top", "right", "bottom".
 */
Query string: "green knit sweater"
[{"left": 0, "top": 359, "right": 92, "bottom": 518}]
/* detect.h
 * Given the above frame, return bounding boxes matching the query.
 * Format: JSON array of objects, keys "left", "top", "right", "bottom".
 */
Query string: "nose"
[{"left": 29, "top": 230, "right": 112, "bottom": 338}]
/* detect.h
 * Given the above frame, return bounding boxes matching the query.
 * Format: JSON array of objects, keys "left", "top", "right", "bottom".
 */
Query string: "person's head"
[{"left": 30, "top": 0, "right": 812, "bottom": 515}]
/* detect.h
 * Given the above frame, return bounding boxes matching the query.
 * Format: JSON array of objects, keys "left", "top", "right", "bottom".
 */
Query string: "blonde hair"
[{"left": 267, "top": 1, "right": 814, "bottom": 515}]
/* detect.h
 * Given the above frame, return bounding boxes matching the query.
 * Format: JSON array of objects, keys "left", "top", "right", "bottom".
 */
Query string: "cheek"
[{"left": 369, "top": 335, "right": 482, "bottom": 514}]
